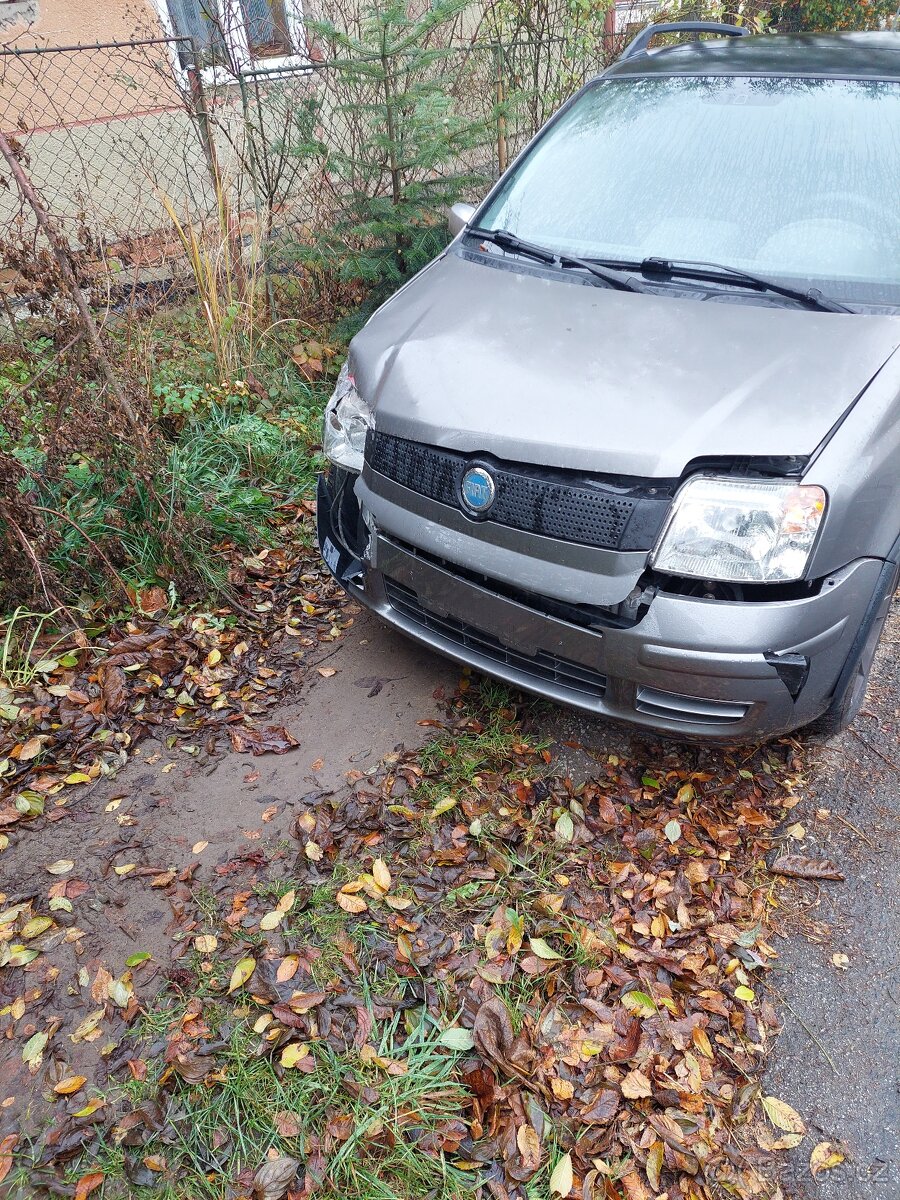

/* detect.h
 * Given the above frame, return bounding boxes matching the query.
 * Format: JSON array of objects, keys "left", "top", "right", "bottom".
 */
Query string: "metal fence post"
[
  {"left": 186, "top": 39, "right": 222, "bottom": 200},
  {"left": 493, "top": 43, "right": 508, "bottom": 177}
]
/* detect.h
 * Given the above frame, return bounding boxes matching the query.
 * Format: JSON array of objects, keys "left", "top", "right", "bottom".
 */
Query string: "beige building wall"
[{"left": 1, "top": 0, "right": 173, "bottom": 128}]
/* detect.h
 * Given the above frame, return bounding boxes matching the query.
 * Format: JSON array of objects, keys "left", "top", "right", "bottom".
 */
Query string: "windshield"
[{"left": 478, "top": 76, "right": 900, "bottom": 306}]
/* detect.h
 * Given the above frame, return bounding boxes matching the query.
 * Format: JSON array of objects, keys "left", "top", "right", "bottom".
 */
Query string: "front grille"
[
  {"left": 367, "top": 430, "right": 672, "bottom": 552},
  {"left": 384, "top": 578, "right": 608, "bottom": 700},
  {"left": 635, "top": 685, "right": 749, "bottom": 725}
]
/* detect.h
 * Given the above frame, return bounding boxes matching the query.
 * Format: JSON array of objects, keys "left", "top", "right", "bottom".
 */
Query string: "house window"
[{"left": 157, "top": 0, "right": 306, "bottom": 73}]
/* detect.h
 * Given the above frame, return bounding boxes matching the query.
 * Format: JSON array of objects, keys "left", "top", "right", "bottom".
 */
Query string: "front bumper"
[{"left": 317, "top": 472, "right": 882, "bottom": 741}]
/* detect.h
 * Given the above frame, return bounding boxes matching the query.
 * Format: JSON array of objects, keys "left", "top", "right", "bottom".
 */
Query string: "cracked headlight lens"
[
  {"left": 652, "top": 476, "right": 827, "bottom": 583},
  {"left": 322, "top": 361, "right": 373, "bottom": 473}
]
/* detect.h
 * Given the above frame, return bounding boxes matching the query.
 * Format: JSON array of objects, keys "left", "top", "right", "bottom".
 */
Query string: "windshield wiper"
[
  {"left": 468, "top": 227, "right": 649, "bottom": 294},
  {"left": 638, "top": 257, "right": 852, "bottom": 314}
]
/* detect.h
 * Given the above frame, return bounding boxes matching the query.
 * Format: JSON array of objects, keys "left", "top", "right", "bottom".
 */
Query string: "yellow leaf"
[
  {"left": 372, "top": 859, "right": 391, "bottom": 892},
  {"left": 762, "top": 1095, "right": 806, "bottom": 1135},
  {"left": 384, "top": 894, "right": 413, "bottom": 910},
  {"left": 430, "top": 796, "right": 457, "bottom": 818},
  {"left": 73, "top": 1097, "right": 105, "bottom": 1118},
  {"left": 206, "top": 648, "right": 222, "bottom": 666},
  {"left": 336, "top": 892, "right": 367, "bottom": 914},
  {"left": 304, "top": 841, "right": 323, "bottom": 861},
  {"left": 646, "top": 1141, "right": 664, "bottom": 1192},
  {"left": 105, "top": 798, "right": 122, "bottom": 812},
  {"left": 70, "top": 1009, "right": 105, "bottom": 1043},
  {"left": 192, "top": 841, "right": 208, "bottom": 854},
  {"left": 528, "top": 937, "right": 564, "bottom": 961},
  {"left": 280, "top": 1042, "right": 310, "bottom": 1068},
  {"left": 734, "top": 985, "right": 755, "bottom": 1003},
  {"left": 692, "top": 1027, "right": 714, "bottom": 1059},
  {"left": 64, "top": 772, "right": 92, "bottom": 785},
  {"left": 21, "top": 916, "right": 54, "bottom": 939},
  {"left": 46, "top": 859, "right": 75, "bottom": 875},
  {"left": 227, "top": 957, "right": 256, "bottom": 994},
  {"left": 53, "top": 1075, "right": 87, "bottom": 1095},
  {"left": 549, "top": 1152, "right": 573, "bottom": 1197},
  {"left": 113, "top": 863, "right": 136, "bottom": 877},
  {"left": 194, "top": 935, "right": 218, "bottom": 953},
  {"left": 810, "top": 1141, "right": 845, "bottom": 1176},
  {"left": 276, "top": 890, "right": 296, "bottom": 914},
  {"left": 260, "top": 911, "right": 283, "bottom": 931}
]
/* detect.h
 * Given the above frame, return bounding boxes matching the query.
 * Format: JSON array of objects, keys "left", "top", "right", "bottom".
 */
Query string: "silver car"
[{"left": 318, "top": 23, "right": 900, "bottom": 740}]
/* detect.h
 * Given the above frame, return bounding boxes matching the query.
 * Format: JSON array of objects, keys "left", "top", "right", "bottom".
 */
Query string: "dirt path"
[{"left": 2, "top": 605, "right": 897, "bottom": 1196}]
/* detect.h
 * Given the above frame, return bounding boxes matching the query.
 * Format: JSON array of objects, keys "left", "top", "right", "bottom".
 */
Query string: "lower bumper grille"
[
  {"left": 384, "top": 578, "right": 608, "bottom": 700},
  {"left": 635, "top": 685, "right": 748, "bottom": 725}
]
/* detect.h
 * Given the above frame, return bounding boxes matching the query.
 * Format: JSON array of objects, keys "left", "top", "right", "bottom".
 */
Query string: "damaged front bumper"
[{"left": 317, "top": 469, "right": 882, "bottom": 740}]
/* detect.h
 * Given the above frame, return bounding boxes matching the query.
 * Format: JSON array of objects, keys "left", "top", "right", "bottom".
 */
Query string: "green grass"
[
  {"left": 1, "top": 302, "right": 339, "bottom": 609},
  {"left": 67, "top": 1006, "right": 474, "bottom": 1200}
]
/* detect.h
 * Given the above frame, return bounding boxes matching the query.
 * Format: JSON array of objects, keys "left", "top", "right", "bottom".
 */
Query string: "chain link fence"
[
  {"left": 0, "top": 38, "right": 221, "bottom": 252},
  {"left": 0, "top": 10, "right": 647, "bottom": 312}
]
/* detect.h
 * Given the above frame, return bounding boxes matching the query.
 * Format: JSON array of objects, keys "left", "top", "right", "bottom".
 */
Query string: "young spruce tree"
[{"left": 307, "top": 0, "right": 490, "bottom": 302}]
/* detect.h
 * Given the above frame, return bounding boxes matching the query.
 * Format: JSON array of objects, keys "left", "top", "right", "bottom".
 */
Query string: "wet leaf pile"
[
  {"left": 0, "top": 506, "right": 351, "bottom": 837},
  {"left": 2, "top": 680, "right": 824, "bottom": 1200}
]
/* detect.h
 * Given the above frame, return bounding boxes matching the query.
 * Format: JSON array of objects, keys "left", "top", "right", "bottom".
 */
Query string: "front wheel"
[{"left": 811, "top": 564, "right": 899, "bottom": 736}]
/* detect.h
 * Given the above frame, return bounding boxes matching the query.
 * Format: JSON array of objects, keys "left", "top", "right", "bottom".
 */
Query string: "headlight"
[
  {"left": 322, "top": 361, "right": 373, "bottom": 472},
  {"left": 651, "top": 476, "right": 826, "bottom": 583}
]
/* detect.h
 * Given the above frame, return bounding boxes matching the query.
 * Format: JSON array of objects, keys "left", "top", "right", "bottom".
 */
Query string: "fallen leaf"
[
  {"left": 664, "top": 819, "right": 682, "bottom": 843},
  {"left": 229, "top": 725, "right": 298, "bottom": 756},
  {"left": 260, "top": 911, "right": 284, "bottom": 931},
  {"left": 621, "top": 1069, "right": 653, "bottom": 1099},
  {"left": 810, "top": 1141, "right": 845, "bottom": 1176},
  {"left": 549, "top": 1152, "right": 573, "bottom": 1197},
  {"left": 46, "top": 859, "right": 75, "bottom": 875},
  {"left": 372, "top": 858, "right": 391, "bottom": 891},
  {"left": 336, "top": 892, "right": 367, "bottom": 914},
  {"left": 762, "top": 1094, "right": 806, "bottom": 1135},
  {"left": 227, "top": 957, "right": 256, "bottom": 994},
  {"left": 0, "top": 1133, "right": 16, "bottom": 1185},
  {"left": 253, "top": 1155, "right": 299, "bottom": 1200},
  {"left": 274, "top": 1110, "right": 301, "bottom": 1138},
  {"left": 770, "top": 855, "right": 844, "bottom": 881},
  {"left": 74, "top": 1172, "right": 104, "bottom": 1200},
  {"left": 194, "top": 935, "right": 218, "bottom": 953},
  {"left": 438, "top": 1027, "right": 476, "bottom": 1051},
  {"left": 528, "top": 937, "right": 564, "bottom": 961},
  {"left": 192, "top": 840, "right": 208, "bottom": 854},
  {"left": 516, "top": 1124, "right": 541, "bottom": 1173},
  {"left": 280, "top": 1043, "right": 310, "bottom": 1069},
  {"left": 316, "top": 666, "right": 337, "bottom": 677},
  {"left": 54, "top": 1075, "right": 87, "bottom": 1095},
  {"left": 831, "top": 953, "right": 850, "bottom": 970}
]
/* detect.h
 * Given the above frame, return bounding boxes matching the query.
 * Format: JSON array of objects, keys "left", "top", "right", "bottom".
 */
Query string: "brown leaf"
[
  {"left": 99, "top": 663, "right": 128, "bottom": 716},
  {"left": 274, "top": 1111, "right": 301, "bottom": 1138},
  {"left": 621, "top": 1069, "right": 653, "bottom": 1099},
  {"left": 473, "top": 997, "right": 533, "bottom": 1074},
  {"left": 0, "top": 1134, "right": 17, "bottom": 1185},
  {"left": 74, "top": 1172, "right": 104, "bottom": 1200},
  {"left": 230, "top": 725, "right": 299, "bottom": 756},
  {"left": 516, "top": 1124, "right": 541, "bottom": 1174},
  {"left": 253, "top": 1155, "right": 300, "bottom": 1200},
  {"left": 580, "top": 1088, "right": 620, "bottom": 1124},
  {"left": 770, "top": 854, "right": 844, "bottom": 881}
]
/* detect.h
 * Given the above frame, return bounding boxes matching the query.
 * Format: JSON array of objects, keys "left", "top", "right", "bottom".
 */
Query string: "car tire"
[{"left": 811, "top": 566, "right": 899, "bottom": 736}]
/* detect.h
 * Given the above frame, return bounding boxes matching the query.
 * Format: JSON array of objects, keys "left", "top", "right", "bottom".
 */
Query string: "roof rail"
[{"left": 619, "top": 21, "right": 750, "bottom": 62}]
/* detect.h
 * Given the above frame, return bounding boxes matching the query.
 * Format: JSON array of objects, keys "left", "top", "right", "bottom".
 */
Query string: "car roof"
[{"left": 603, "top": 31, "right": 900, "bottom": 83}]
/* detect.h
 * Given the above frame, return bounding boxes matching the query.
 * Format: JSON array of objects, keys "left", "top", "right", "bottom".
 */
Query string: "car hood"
[{"left": 352, "top": 252, "right": 900, "bottom": 478}]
